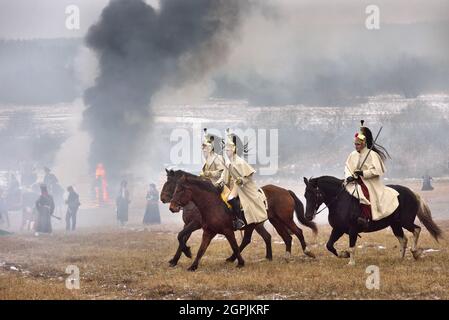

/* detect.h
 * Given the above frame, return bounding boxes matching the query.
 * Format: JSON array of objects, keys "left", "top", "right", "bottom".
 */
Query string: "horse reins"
[{"left": 314, "top": 183, "right": 347, "bottom": 215}]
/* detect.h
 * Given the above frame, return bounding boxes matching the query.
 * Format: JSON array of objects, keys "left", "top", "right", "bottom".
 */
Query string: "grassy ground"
[{"left": 1, "top": 219, "right": 448, "bottom": 300}]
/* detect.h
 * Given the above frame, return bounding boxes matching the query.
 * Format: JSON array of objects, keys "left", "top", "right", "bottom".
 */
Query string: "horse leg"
[
  {"left": 409, "top": 225, "right": 422, "bottom": 260},
  {"left": 226, "top": 224, "right": 256, "bottom": 262},
  {"left": 255, "top": 223, "right": 273, "bottom": 261},
  {"left": 326, "top": 228, "right": 345, "bottom": 257},
  {"left": 224, "top": 229, "right": 245, "bottom": 268},
  {"left": 188, "top": 230, "right": 216, "bottom": 271},
  {"left": 180, "top": 221, "right": 201, "bottom": 258},
  {"left": 270, "top": 217, "right": 293, "bottom": 260},
  {"left": 169, "top": 222, "right": 199, "bottom": 267},
  {"left": 391, "top": 224, "right": 407, "bottom": 259},
  {"left": 284, "top": 219, "right": 315, "bottom": 258},
  {"left": 169, "top": 224, "right": 188, "bottom": 266},
  {"left": 347, "top": 230, "right": 358, "bottom": 266}
]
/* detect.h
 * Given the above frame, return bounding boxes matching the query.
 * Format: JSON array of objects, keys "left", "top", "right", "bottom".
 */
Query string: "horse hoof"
[
  {"left": 168, "top": 259, "right": 177, "bottom": 267},
  {"left": 236, "top": 263, "right": 245, "bottom": 268},
  {"left": 411, "top": 248, "right": 423, "bottom": 260},
  {"left": 184, "top": 247, "right": 192, "bottom": 259},
  {"left": 305, "top": 252, "right": 316, "bottom": 259},
  {"left": 187, "top": 265, "right": 197, "bottom": 272},
  {"left": 304, "top": 248, "right": 316, "bottom": 259},
  {"left": 339, "top": 251, "right": 350, "bottom": 258},
  {"left": 266, "top": 255, "right": 273, "bottom": 261},
  {"left": 226, "top": 256, "right": 236, "bottom": 263},
  {"left": 347, "top": 260, "right": 355, "bottom": 266},
  {"left": 284, "top": 252, "right": 291, "bottom": 261}
]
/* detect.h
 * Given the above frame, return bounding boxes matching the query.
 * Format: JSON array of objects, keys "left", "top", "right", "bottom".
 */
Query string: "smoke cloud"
[
  {"left": 212, "top": 1, "right": 449, "bottom": 105},
  {"left": 82, "top": 0, "right": 247, "bottom": 181}
]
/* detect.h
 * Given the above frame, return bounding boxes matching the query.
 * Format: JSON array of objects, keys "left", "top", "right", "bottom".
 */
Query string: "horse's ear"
[
  {"left": 303, "top": 177, "right": 308, "bottom": 185},
  {"left": 165, "top": 168, "right": 169, "bottom": 174}
]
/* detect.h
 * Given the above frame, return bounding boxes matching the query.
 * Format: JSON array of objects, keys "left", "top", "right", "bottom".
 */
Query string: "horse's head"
[
  {"left": 169, "top": 175, "right": 192, "bottom": 213},
  {"left": 303, "top": 177, "right": 325, "bottom": 221},
  {"left": 160, "top": 169, "right": 177, "bottom": 203}
]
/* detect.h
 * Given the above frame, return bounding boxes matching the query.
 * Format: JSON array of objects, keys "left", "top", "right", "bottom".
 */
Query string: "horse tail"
[
  {"left": 288, "top": 190, "right": 318, "bottom": 235},
  {"left": 414, "top": 192, "right": 443, "bottom": 242}
]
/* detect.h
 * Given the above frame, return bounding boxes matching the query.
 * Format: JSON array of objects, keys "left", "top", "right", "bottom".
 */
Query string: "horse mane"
[
  {"left": 174, "top": 171, "right": 220, "bottom": 195},
  {"left": 184, "top": 177, "right": 220, "bottom": 195},
  {"left": 311, "top": 176, "right": 344, "bottom": 190},
  {"left": 171, "top": 170, "right": 198, "bottom": 179}
]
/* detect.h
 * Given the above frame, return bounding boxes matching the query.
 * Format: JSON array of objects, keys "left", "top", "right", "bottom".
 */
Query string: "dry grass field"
[
  {"left": 1, "top": 178, "right": 448, "bottom": 300},
  {"left": 0, "top": 220, "right": 448, "bottom": 300}
]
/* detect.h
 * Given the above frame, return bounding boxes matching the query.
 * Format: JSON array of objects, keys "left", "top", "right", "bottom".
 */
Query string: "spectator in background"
[
  {"left": 35, "top": 184, "right": 55, "bottom": 236},
  {"left": 421, "top": 172, "right": 434, "bottom": 191},
  {"left": 66, "top": 186, "right": 81, "bottom": 231},
  {"left": 143, "top": 183, "right": 161, "bottom": 225},
  {"left": 116, "top": 180, "right": 130, "bottom": 227}
]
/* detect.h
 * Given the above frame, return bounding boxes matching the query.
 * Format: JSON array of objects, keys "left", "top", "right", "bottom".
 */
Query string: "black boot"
[
  {"left": 357, "top": 217, "right": 370, "bottom": 230},
  {"left": 228, "top": 198, "right": 245, "bottom": 230}
]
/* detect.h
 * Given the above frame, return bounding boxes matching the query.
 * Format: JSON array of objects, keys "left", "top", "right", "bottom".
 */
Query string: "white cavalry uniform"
[{"left": 345, "top": 146, "right": 399, "bottom": 221}]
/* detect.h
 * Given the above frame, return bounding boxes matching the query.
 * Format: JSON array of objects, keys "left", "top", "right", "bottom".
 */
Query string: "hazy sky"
[
  {"left": 0, "top": 0, "right": 448, "bottom": 39},
  {"left": 0, "top": 0, "right": 159, "bottom": 39}
]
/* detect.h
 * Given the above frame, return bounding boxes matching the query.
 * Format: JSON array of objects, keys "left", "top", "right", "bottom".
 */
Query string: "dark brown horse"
[
  {"left": 164, "top": 170, "right": 317, "bottom": 270},
  {"left": 160, "top": 170, "right": 272, "bottom": 266},
  {"left": 170, "top": 175, "right": 249, "bottom": 270}
]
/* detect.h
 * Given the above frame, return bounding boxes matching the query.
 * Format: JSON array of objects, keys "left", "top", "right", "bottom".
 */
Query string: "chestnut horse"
[
  {"left": 165, "top": 171, "right": 317, "bottom": 270},
  {"left": 161, "top": 171, "right": 272, "bottom": 266}
]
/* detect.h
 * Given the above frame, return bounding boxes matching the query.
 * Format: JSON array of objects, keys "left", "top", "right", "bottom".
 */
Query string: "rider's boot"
[{"left": 228, "top": 198, "right": 245, "bottom": 230}]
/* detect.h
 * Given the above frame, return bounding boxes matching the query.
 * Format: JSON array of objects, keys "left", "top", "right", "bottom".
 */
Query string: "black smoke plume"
[{"left": 83, "top": 0, "right": 246, "bottom": 181}]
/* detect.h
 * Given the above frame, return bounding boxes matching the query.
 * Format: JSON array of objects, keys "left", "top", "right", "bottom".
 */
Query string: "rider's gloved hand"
[
  {"left": 214, "top": 181, "right": 224, "bottom": 192},
  {"left": 346, "top": 176, "right": 356, "bottom": 183},
  {"left": 354, "top": 170, "right": 364, "bottom": 177}
]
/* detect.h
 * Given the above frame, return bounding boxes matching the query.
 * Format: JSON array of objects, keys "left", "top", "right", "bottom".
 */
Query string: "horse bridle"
[
  {"left": 311, "top": 186, "right": 325, "bottom": 215},
  {"left": 310, "top": 183, "right": 346, "bottom": 216},
  {"left": 170, "top": 183, "right": 191, "bottom": 208}
]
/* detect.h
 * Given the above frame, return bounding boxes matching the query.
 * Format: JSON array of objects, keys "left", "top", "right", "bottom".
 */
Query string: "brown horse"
[
  {"left": 170, "top": 175, "right": 249, "bottom": 270},
  {"left": 166, "top": 171, "right": 317, "bottom": 270},
  {"left": 161, "top": 170, "right": 318, "bottom": 263},
  {"left": 160, "top": 170, "right": 272, "bottom": 266}
]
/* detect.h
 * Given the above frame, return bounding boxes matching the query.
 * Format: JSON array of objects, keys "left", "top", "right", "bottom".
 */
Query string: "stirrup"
[
  {"left": 357, "top": 217, "right": 370, "bottom": 229},
  {"left": 233, "top": 219, "right": 245, "bottom": 230}
]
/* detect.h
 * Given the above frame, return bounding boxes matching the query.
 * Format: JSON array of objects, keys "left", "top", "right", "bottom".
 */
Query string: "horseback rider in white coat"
[
  {"left": 199, "top": 128, "right": 225, "bottom": 185},
  {"left": 215, "top": 129, "right": 268, "bottom": 230},
  {"left": 344, "top": 121, "right": 399, "bottom": 229}
]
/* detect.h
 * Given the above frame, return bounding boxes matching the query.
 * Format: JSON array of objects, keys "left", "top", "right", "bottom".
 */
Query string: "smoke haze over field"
[
  {"left": 1, "top": 0, "right": 448, "bottom": 109},
  {"left": 211, "top": 1, "right": 449, "bottom": 105},
  {"left": 0, "top": 0, "right": 449, "bottom": 190}
]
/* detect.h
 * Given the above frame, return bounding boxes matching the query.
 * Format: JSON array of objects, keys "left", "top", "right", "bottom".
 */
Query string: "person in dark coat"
[
  {"left": 116, "top": 180, "right": 130, "bottom": 226},
  {"left": 421, "top": 172, "right": 434, "bottom": 191},
  {"left": 66, "top": 186, "right": 81, "bottom": 231},
  {"left": 35, "top": 184, "right": 55, "bottom": 235},
  {"left": 143, "top": 183, "right": 161, "bottom": 225}
]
